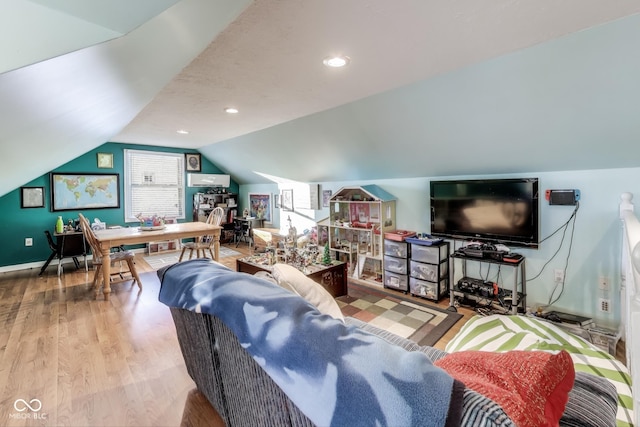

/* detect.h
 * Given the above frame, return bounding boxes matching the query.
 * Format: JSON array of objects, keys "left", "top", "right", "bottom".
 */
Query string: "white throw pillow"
[{"left": 271, "top": 263, "right": 345, "bottom": 321}]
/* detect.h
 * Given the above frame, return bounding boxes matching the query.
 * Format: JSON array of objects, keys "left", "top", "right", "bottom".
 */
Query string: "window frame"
[{"left": 123, "top": 149, "right": 186, "bottom": 222}]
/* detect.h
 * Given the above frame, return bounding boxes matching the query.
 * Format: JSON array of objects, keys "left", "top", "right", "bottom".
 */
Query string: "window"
[{"left": 124, "top": 149, "right": 185, "bottom": 222}]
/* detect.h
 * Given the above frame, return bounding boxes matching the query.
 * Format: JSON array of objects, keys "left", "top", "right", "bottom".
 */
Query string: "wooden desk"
[
  {"left": 236, "top": 257, "right": 347, "bottom": 297},
  {"left": 93, "top": 222, "right": 221, "bottom": 300}
]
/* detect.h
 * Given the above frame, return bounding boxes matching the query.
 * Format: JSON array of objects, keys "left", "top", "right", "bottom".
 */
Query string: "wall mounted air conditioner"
[{"left": 187, "top": 173, "right": 230, "bottom": 187}]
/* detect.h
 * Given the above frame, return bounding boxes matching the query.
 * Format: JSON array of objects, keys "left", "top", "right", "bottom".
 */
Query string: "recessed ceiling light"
[
  {"left": 176, "top": 129, "right": 189, "bottom": 135},
  {"left": 323, "top": 55, "right": 350, "bottom": 68},
  {"left": 224, "top": 107, "right": 239, "bottom": 114}
]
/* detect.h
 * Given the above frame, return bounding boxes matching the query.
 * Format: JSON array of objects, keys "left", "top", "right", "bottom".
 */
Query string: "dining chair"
[
  {"left": 178, "top": 207, "right": 224, "bottom": 262},
  {"left": 78, "top": 213, "right": 142, "bottom": 297}
]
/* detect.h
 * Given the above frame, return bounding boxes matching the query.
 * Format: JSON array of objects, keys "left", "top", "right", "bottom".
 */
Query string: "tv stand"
[{"left": 449, "top": 251, "right": 526, "bottom": 315}]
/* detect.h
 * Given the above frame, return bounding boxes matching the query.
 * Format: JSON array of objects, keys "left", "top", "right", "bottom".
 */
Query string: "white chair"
[{"left": 179, "top": 207, "right": 224, "bottom": 261}]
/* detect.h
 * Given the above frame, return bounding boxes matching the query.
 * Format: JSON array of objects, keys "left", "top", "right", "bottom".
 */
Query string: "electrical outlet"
[
  {"left": 599, "top": 298, "right": 611, "bottom": 313},
  {"left": 554, "top": 269, "right": 565, "bottom": 283},
  {"left": 25, "top": 237, "right": 33, "bottom": 246},
  {"left": 598, "top": 276, "right": 610, "bottom": 291}
]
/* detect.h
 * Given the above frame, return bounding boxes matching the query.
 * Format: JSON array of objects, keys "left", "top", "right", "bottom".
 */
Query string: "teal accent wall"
[{"left": 0, "top": 142, "right": 238, "bottom": 268}]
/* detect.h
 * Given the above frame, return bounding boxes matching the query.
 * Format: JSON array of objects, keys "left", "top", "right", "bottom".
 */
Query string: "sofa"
[{"left": 158, "top": 259, "right": 618, "bottom": 427}]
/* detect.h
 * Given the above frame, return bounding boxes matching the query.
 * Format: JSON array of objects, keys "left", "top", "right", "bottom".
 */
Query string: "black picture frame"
[
  {"left": 185, "top": 153, "right": 201, "bottom": 172},
  {"left": 21, "top": 186, "right": 45, "bottom": 208},
  {"left": 50, "top": 172, "right": 120, "bottom": 212}
]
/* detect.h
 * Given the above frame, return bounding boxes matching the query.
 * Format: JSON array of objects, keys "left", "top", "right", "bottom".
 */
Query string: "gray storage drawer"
[
  {"left": 384, "top": 271, "right": 409, "bottom": 291},
  {"left": 410, "top": 243, "right": 448, "bottom": 264},
  {"left": 384, "top": 240, "right": 409, "bottom": 258},
  {"left": 384, "top": 255, "right": 408, "bottom": 274},
  {"left": 409, "top": 259, "right": 448, "bottom": 281},
  {"left": 409, "top": 277, "right": 448, "bottom": 301}
]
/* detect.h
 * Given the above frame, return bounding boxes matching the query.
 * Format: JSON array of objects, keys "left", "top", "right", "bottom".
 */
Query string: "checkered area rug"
[{"left": 336, "top": 284, "right": 462, "bottom": 347}]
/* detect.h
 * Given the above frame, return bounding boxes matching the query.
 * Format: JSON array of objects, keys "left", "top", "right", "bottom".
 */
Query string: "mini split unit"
[{"left": 187, "top": 173, "right": 230, "bottom": 187}]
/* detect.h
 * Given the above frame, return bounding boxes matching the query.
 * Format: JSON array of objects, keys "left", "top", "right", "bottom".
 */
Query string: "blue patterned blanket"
[{"left": 158, "top": 259, "right": 462, "bottom": 427}]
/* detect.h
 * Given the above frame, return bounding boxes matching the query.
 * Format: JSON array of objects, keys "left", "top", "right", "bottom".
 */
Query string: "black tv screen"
[{"left": 430, "top": 178, "right": 539, "bottom": 248}]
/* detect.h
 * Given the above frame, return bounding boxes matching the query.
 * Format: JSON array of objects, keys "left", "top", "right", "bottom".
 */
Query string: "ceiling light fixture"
[
  {"left": 323, "top": 55, "right": 350, "bottom": 68},
  {"left": 176, "top": 129, "right": 189, "bottom": 135},
  {"left": 224, "top": 107, "right": 239, "bottom": 114}
]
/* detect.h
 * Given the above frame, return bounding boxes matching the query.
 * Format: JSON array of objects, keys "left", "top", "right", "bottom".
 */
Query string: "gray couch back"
[{"left": 171, "top": 307, "right": 315, "bottom": 426}]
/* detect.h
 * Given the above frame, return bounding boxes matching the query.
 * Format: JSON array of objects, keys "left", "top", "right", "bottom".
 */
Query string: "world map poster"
[{"left": 51, "top": 173, "right": 120, "bottom": 211}]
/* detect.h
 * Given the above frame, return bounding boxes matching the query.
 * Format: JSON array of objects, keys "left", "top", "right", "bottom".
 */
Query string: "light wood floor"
[{"left": 0, "top": 244, "right": 474, "bottom": 427}]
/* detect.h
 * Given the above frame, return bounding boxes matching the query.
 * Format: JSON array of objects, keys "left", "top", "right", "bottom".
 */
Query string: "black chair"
[
  {"left": 39, "top": 230, "right": 87, "bottom": 276},
  {"left": 234, "top": 219, "right": 252, "bottom": 247},
  {"left": 39, "top": 231, "right": 59, "bottom": 275}
]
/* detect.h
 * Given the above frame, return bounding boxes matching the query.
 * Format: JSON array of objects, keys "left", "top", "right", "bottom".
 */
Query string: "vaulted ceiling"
[{"left": 1, "top": 0, "right": 639, "bottom": 197}]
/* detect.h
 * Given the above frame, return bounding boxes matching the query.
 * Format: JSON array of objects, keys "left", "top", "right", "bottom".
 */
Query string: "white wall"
[{"left": 241, "top": 166, "right": 640, "bottom": 328}]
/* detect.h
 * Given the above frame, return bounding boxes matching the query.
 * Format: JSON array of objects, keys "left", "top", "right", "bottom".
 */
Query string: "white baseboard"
[{"left": 0, "top": 247, "right": 147, "bottom": 274}]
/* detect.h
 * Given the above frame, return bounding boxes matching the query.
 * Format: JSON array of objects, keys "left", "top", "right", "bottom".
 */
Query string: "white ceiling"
[
  {"left": 0, "top": 0, "right": 181, "bottom": 73},
  {"left": 1, "top": 0, "right": 639, "bottom": 196}
]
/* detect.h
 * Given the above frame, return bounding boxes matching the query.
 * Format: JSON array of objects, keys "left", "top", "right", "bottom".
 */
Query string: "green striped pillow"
[{"left": 446, "top": 315, "right": 633, "bottom": 427}]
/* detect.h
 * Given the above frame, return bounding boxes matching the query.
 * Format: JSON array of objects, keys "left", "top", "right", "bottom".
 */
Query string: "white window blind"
[{"left": 124, "top": 149, "right": 185, "bottom": 221}]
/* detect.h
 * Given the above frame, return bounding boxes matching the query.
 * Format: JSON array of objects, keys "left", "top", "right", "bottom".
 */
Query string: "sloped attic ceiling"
[
  {"left": 1, "top": 0, "right": 180, "bottom": 73},
  {"left": 116, "top": 1, "right": 640, "bottom": 184},
  {"left": 0, "top": 0, "right": 251, "bottom": 197},
  {"left": 1, "top": 1, "right": 639, "bottom": 198},
  {"left": 198, "top": 11, "right": 640, "bottom": 184}
]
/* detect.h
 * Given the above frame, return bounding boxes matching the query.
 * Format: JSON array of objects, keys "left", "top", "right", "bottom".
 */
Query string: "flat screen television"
[{"left": 430, "top": 178, "right": 539, "bottom": 248}]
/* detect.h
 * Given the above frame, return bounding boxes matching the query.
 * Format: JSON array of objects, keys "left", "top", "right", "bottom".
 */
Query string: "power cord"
[
  {"left": 540, "top": 201, "right": 580, "bottom": 244},
  {"left": 547, "top": 212, "right": 578, "bottom": 307},
  {"left": 527, "top": 202, "right": 579, "bottom": 307}
]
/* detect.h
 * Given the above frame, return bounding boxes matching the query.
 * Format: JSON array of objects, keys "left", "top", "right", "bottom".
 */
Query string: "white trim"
[{"left": 0, "top": 248, "right": 147, "bottom": 273}]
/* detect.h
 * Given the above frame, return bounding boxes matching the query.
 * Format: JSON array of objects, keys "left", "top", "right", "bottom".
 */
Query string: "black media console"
[{"left": 449, "top": 251, "right": 526, "bottom": 315}]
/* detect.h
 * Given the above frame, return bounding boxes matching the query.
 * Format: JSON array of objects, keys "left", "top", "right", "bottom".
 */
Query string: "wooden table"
[
  {"left": 236, "top": 257, "right": 347, "bottom": 298},
  {"left": 93, "top": 222, "right": 221, "bottom": 299}
]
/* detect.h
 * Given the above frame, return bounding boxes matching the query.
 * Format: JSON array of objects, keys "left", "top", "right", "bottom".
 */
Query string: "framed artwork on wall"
[
  {"left": 185, "top": 153, "right": 201, "bottom": 172},
  {"left": 21, "top": 186, "right": 45, "bottom": 208},
  {"left": 97, "top": 152, "right": 114, "bottom": 168},
  {"left": 248, "top": 193, "right": 272, "bottom": 222},
  {"left": 281, "top": 189, "right": 294, "bottom": 211},
  {"left": 322, "top": 189, "right": 332, "bottom": 208},
  {"left": 50, "top": 173, "right": 120, "bottom": 211}
]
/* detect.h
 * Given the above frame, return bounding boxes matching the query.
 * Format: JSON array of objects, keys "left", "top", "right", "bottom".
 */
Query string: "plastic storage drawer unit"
[
  {"left": 384, "top": 237, "right": 411, "bottom": 293},
  {"left": 407, "top": 239, "right": 450, "bottom": 301}
]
